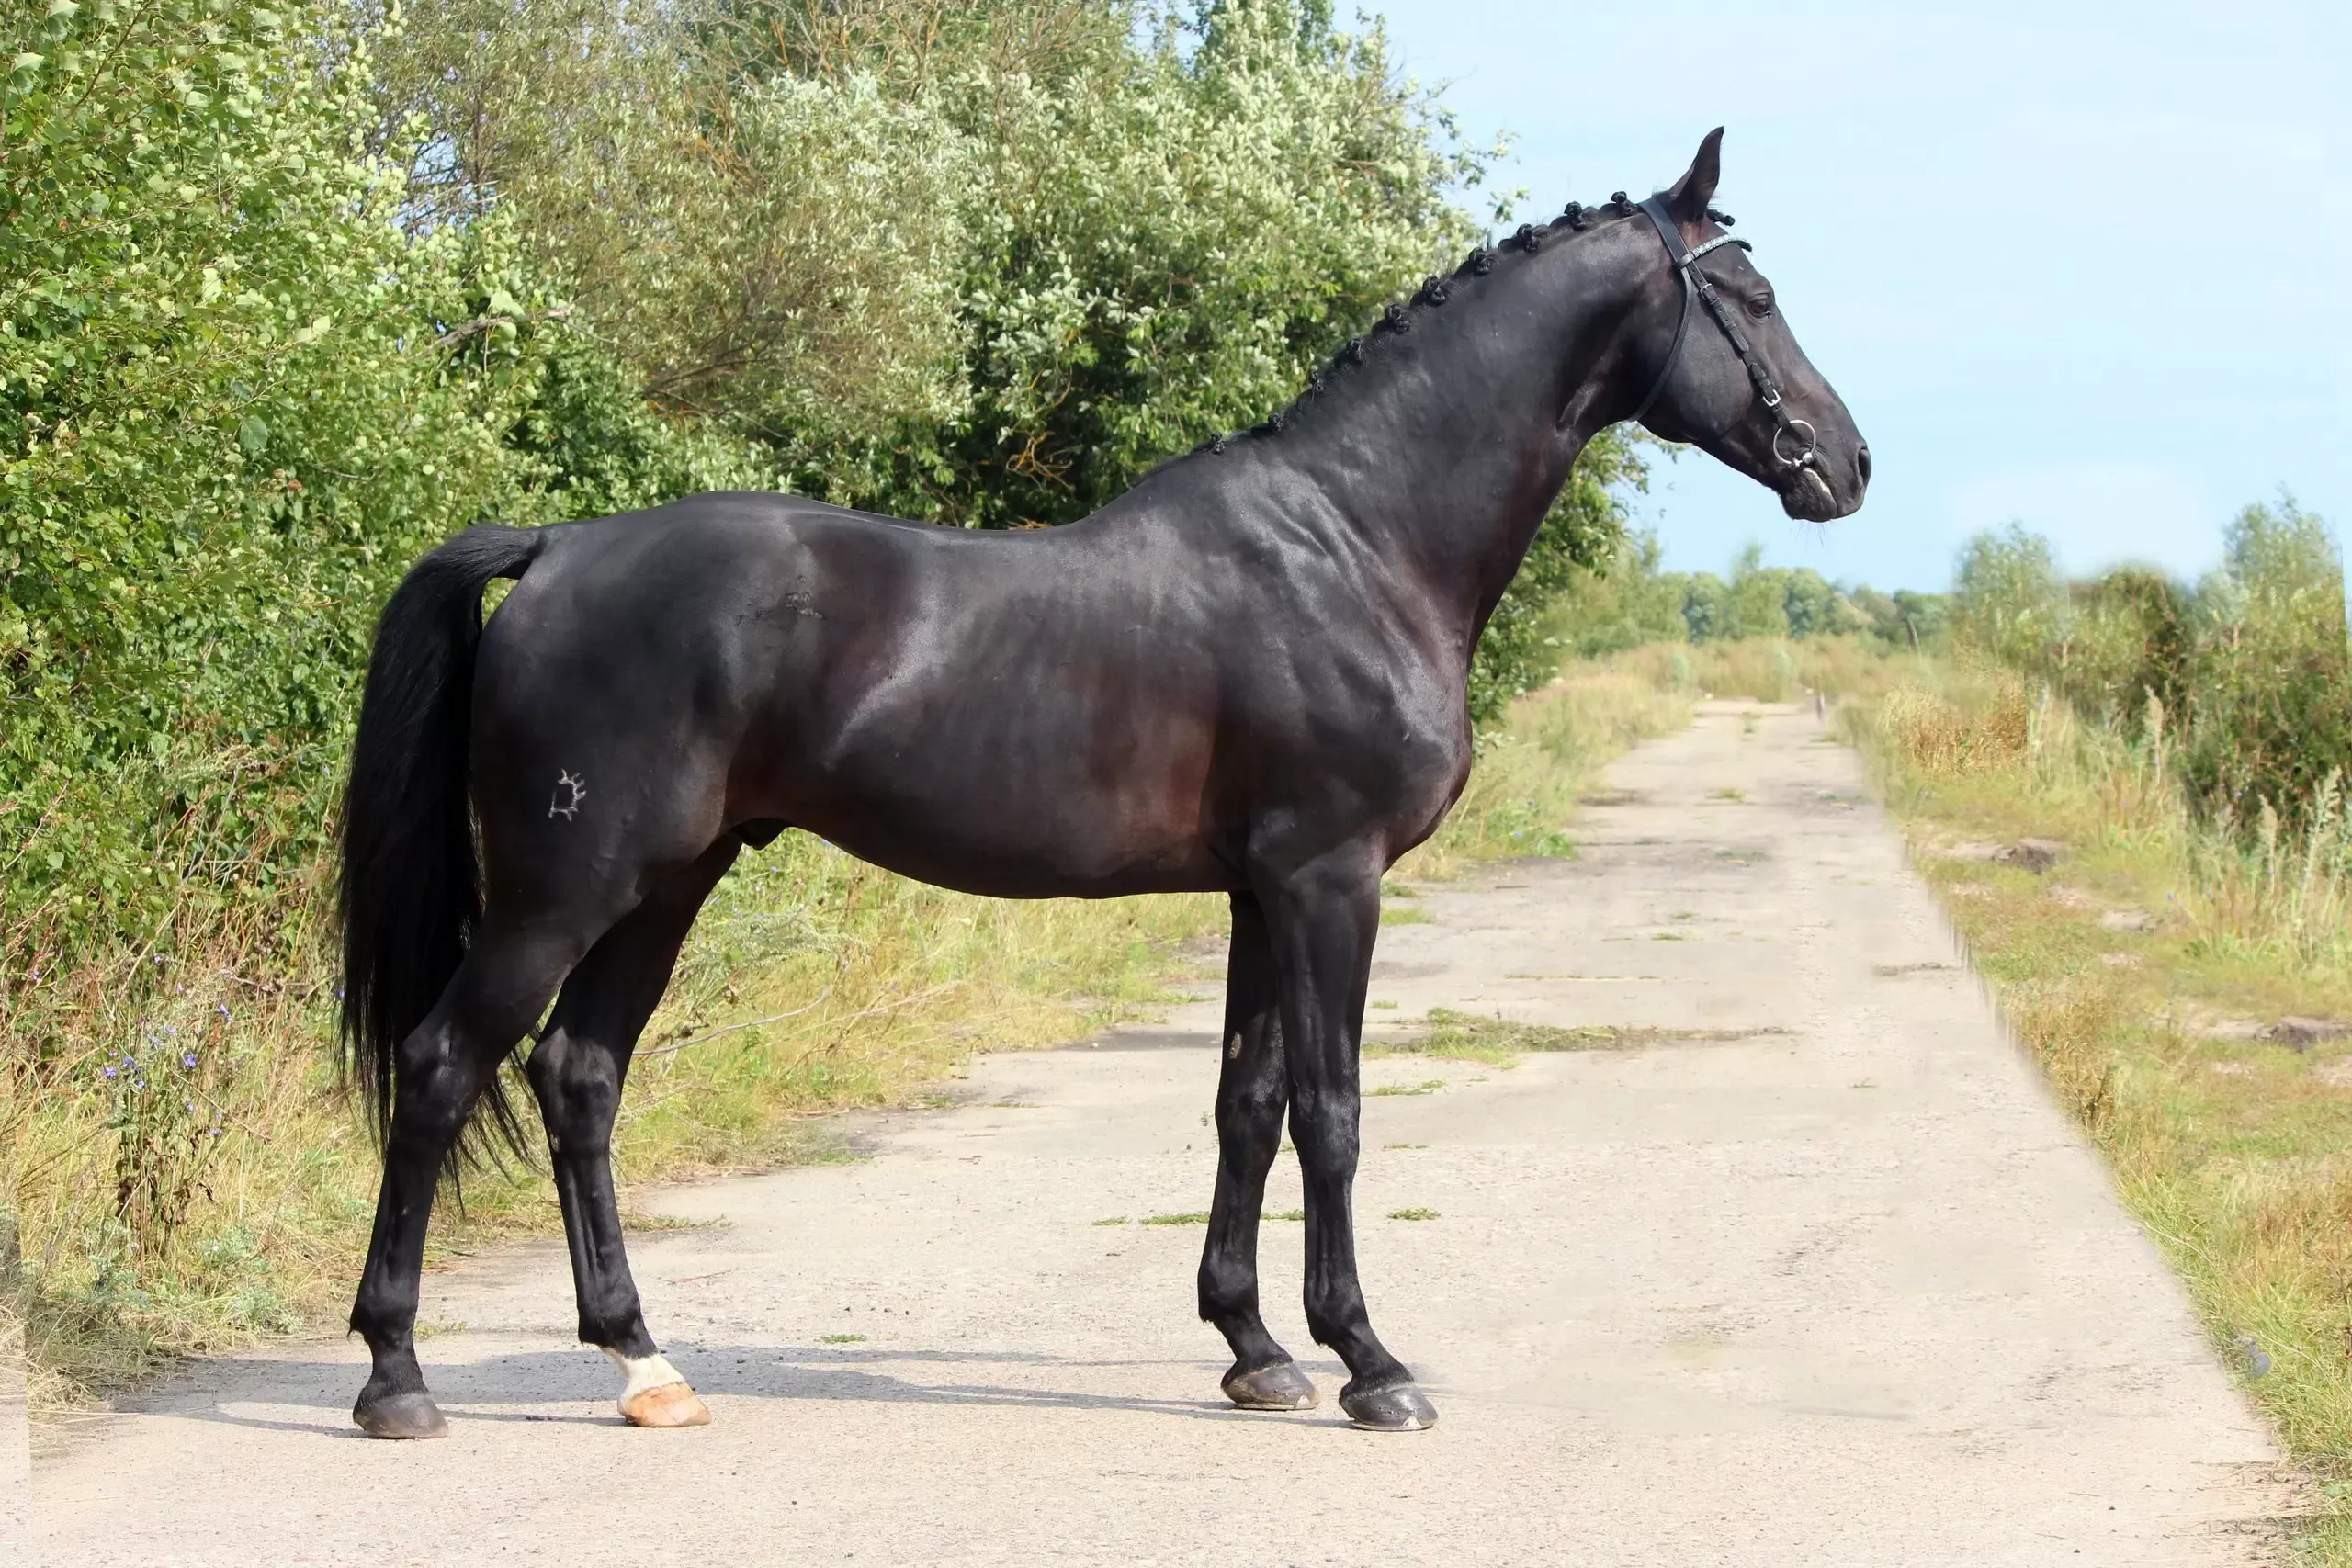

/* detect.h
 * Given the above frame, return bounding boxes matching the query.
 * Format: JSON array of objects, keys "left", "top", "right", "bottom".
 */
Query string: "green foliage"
[
  {"left": 0, "top": 0, "right": 767, "bottom": 967},
  {"left": 1544, "top": 529, "right": 1922, "bottom": 660},
  {"left": 373, "top": 0, "right": 1510, "bottom": 525},
  {"left": 1944, "top": 501, "right": 2350, "bottom": 835},
  {"left": 1951, "top": 523, "right": 2072, "bottom": 668},
  {"left": 1846, "top": 584, "right": 1947, "bottom": 649},
  {"left": 2184, "top": 502, "right": 2351, "bottom": 826}
]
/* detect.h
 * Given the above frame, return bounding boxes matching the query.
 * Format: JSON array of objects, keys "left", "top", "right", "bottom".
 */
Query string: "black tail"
[{"left": 337, "top": 525, "right": 550, "bottom": 1164}]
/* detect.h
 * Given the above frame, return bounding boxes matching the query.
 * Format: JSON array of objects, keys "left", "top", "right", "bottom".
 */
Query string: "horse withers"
[{"left": 336, "top": 129, "right": 1866, "bottom": 1439}]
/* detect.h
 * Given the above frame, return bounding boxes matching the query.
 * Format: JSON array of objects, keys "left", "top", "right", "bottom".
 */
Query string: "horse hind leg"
[
  {"left": 526, "top": 836, "right": 741, "bottom": 1428},
  {"left": 1198, "top": 893, "right": 1317, "bottom": 1412},
  {"left": 349, "top": 918, "right": 595, "bottom": 1438}
]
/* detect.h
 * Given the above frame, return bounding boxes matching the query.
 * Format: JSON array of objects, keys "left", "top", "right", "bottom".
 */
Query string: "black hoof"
[
  {"left": 1223, "top": 1360, "right": 1319, "bottom": 1412},
  {"left": 1340, "top": 1379, "right": 1437, "bottom": 1432},
  {"left": 354, "top": 1389, "right": 447, "bottom": 1440}
]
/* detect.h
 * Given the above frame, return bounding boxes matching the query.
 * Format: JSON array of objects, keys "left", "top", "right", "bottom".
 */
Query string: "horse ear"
[{"left": 1663, "top": 128, "right": 1724, "bottom": 224}]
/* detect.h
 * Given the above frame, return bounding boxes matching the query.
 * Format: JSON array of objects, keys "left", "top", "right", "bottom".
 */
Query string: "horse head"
[{"left": 1626, "top": 129, "right": 1869, "bottom": 524}]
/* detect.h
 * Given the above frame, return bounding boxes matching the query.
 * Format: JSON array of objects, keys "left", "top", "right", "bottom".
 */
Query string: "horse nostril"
[{"left": 1856, "top": 443, "right": 1872, "bottom": 487}]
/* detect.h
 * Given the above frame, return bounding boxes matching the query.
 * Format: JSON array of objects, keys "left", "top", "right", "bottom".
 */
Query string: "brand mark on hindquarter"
[{"left": 548, "top": 770, "right": 587, "bottom": 821}]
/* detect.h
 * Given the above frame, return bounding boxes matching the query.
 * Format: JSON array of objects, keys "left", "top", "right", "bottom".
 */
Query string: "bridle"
[{"left": 1627, "top": 197, "right": 1817, "bottom": 470}]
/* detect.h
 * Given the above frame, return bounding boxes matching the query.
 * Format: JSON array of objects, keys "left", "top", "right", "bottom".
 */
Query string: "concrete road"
[{"left": 34, "top": 703, "right": 2286, "bottom": 1566}]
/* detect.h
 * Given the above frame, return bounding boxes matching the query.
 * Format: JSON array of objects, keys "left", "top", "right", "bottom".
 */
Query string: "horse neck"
[{"left": 1270, "top": 223, "right": 1655, "bottom": 655}]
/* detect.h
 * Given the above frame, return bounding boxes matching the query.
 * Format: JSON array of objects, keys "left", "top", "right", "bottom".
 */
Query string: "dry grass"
[
  {"left": 1851, "top": 659, "right": 2352, "bottom": 1557},
  {"left": 1604, "top": 633, "right": 1929, "bottom": 705}
]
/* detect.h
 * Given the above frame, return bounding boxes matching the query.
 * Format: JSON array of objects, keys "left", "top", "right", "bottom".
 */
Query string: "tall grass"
[{"left": 1861, "top": 664, "right": 2352, "bottom": 976}]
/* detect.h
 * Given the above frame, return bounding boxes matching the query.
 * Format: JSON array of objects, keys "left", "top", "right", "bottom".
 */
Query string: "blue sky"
[{"left": 1363, "top": 0, "right": 2346, "bottom": 593}]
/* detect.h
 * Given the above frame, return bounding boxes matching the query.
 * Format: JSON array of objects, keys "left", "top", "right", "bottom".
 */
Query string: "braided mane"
[{"left": 1191, "top": 190, "right": 1737, "bottom": 454}]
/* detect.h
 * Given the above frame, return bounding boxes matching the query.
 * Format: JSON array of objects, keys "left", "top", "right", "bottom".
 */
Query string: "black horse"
[{"left": 337, "top": 130, "right": 1865, "bottom": 1438}]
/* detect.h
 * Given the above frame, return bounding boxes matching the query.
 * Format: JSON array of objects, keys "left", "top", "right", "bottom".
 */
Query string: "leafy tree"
[
  {"left": 1679, "top": 572, "right": 1729, "bottom": 641},
  {"left": 2181, "top": 500, "right": 2348, "bottom": 825},
  {"left": 1951, "top": 523, "right": 2071, "bottom": 671},
  {"left": 1781, "top": 568, "right": 1838, "bottom": 637},
  {"left": 0, "top": 0, "right": 763, "bottom": 947},
  {"left": 1943, "top": 504, "right": 2348, "bottom": 835},
  {"left": 1542, "top": 528, "right": 1689, "bottom": 659}
]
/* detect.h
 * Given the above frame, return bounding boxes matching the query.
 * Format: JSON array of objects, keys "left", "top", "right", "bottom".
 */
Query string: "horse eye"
[{"left": 1747, "top": 293, "right": 1774, "bottom": 320}]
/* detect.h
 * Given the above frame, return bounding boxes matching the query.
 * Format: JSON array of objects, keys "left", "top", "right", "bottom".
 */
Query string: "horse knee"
[
  {"left": 1287, "top": 1097, "right": 1360, "bottom": 1173},
  {"left": 1216, "top": 1081, "right": 1286, "bottom": 1144}
]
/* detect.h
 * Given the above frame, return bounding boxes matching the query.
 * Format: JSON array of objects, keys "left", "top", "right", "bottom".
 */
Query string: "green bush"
[
  {"left": 0, "top": 0, "right": 768, "bottom": 971},
  {"left": 1943, "top": 502, "right": 2348, "bottom": 834}
]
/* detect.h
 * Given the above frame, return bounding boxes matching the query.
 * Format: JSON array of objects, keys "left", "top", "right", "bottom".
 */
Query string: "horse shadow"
[{"left": 127, "top": 1342, "right": 1352, "bottom": 1440}]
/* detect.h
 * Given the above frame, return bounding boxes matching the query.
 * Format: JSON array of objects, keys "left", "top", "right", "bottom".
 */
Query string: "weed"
[
  {"left": 1141, "top": 1212, "right": 1211, "bottom": 1226},
  {"left": 1369, "top": 1080, "right": 1445, "bottom": 1097},
  {"left": 819, "top": 1333, "right": 865, "bottom": 1345},
  {"left": 1387, "top": 1207, "right": 1439, "bottom": 1222}
]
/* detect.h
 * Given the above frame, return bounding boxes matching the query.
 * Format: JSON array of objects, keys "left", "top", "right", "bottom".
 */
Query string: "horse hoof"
[
  {"left": 354, "top": 1390, "right": 448, "bottom": 1440},
  {"left": 1222, "top": 1361, "right": 1319, "bottom": 1412},
  {"left": 620, "top": 1382, "right": 711, "bottom": 1429},
  {"left": 1340, "top": 1380, "right": 1437, "bottom": 1432}
]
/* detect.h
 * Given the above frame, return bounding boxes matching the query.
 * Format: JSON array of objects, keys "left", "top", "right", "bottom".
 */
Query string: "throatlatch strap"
[{"left": 1627, "top": 198, "right": 1697, "bottom": 425}]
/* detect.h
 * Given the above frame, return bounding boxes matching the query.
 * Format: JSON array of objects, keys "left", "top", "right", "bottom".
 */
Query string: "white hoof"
[{"left": 604, "top": 1348, "right": 711, "bottom": 1428}]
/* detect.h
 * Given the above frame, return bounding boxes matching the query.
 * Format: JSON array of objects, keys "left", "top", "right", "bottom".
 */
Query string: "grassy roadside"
[
  {"left": 16, "top": 654, "right": 1698, "bottom": 1416},
  {"left": 1847, "top": 660, "right": 2352, "bottom": 1560}
]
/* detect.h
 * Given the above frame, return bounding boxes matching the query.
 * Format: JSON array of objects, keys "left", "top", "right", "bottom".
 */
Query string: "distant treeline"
[
  {"left": 1547, "top": 534, "right": 1949, "bottom": 656},
  {"left": 1552, "top": 499, "right": 2348, "bottom": 833}
]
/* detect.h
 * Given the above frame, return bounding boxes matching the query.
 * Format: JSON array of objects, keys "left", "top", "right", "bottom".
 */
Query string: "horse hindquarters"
[{"left": 341, "top": 522, "right": 740, "bottom": 1437}]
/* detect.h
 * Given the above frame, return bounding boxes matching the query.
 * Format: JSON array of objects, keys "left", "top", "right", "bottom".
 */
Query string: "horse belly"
[
  {"left": 786, "top": 769, "right": 1226, "bottom": 898},
  {"left": 748, "top": 688, "right": 1230, "bottom": 899}
]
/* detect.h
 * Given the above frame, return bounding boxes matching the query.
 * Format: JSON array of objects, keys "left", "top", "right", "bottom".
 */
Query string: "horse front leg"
[
  {"left": 1259, "top": 847, "right": 1437, "bottom": 1432},
  {"left": 1199, "top": 891, "right": 1317, "bottom": 1412}
]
